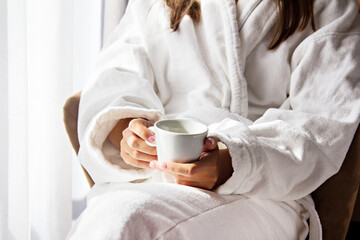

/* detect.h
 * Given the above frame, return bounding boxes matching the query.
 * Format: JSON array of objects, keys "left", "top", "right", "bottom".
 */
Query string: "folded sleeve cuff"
[
  {"left": 207, "top": 118, "right": 256, "bottom": 195},
  {"left": 79, "top": 106, "right": 164, "bottom": 183}
]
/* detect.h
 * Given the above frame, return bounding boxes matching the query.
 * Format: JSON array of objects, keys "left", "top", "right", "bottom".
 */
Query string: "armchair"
[{"left": 63, "top": 92, "right": 360, "bottom": 240}]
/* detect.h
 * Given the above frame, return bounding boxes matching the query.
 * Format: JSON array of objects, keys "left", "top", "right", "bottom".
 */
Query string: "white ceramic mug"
[{"left": 146, "top": 119, "right": 208, "bottom": 163}]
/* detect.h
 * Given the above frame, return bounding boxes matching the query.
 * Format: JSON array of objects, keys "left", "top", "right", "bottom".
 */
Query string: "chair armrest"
[
  {"left": 352, "top": 190, "right": 360, "bottom": 222},
  {"left": 63, "top": 91, "right": 81, "bottom": 154},
  {"left": 63, "top": 91, "right": 95, "bottom": 187},
  {"left": 312, "top": 125, "right": 360, "bottom": 240}
]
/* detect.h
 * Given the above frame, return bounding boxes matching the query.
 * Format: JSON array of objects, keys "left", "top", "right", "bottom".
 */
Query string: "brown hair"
[
  {"left": 165, "top": 0, "right": 201, "bottom": 31},
  {"left": 164, "top": 0, "right": 316, "bottom": 49}
]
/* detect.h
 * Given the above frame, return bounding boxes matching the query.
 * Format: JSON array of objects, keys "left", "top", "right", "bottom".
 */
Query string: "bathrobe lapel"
[
  {"left": 220, "top": 0, "right": 277, "bottom": 117},
  {"left": 237, "top": 0, "right": 277, "bottom": 58},
  {"left": 218, "top": 0, "right": 248, "bottom": 117}
]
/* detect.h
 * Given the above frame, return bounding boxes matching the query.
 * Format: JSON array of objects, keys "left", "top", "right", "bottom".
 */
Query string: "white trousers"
[{"left": 67, "top": 182, "right": 309, "bottom": 240}]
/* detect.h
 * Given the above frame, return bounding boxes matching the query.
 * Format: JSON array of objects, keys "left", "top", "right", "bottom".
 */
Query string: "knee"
[{"left": 119, "top": 202, "right": 174, "bottom": 240}]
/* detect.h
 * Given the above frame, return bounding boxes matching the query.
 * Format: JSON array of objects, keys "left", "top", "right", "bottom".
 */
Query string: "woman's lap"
[{"left": 67, "top": 182, "right": 308, "bottom": 240}]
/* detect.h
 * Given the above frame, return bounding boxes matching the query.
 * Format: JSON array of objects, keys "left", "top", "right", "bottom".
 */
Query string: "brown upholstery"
[
  {"left": 353, "top": 190, "right": 360, "bottom": 222},
  {"left": 311, "top": 126, "right": 360, "bottom": 240},
  {"left": 63, "top": 92, "right": 360, "bottom": 239}
]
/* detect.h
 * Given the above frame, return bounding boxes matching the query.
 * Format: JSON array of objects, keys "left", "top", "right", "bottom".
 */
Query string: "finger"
[
  {"left": 128, "top": 118, "right": 156, "bottom": 144},
  {"left": 202, "top": 137, "right": 219, "bottom": 152},
  {"left": 149, "top": 161, "right": 215, "bottom": 190},
  {"left": 122, "top": 128, "right": 157, "bottom": 155},
  {"left": 127, "top": 148, "right": 158, "bottom": 162},
  {"left": 121, "top": 151, "right": 152, "bottom": 169},
  {"left": 158, "top": 161, "right": 198, "bottom": 177},
  {"left": 149, "top": 163, "right": 193, "bottom": 182},
  {"left": 128, "top": 150, "right": 157, "bottom": 162},
  {"left": 199, "top": 151, "right": 211, "bottom": 160},
  {"left": 121, "top": 138, "right": 157, "bottom": 162}
]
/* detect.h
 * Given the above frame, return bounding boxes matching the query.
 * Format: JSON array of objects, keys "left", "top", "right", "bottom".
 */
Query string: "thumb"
[{"left": 203, "top": 137, "right": 218, "bottom": 152}]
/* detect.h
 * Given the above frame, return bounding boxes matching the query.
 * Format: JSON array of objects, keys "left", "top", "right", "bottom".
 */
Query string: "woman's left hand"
[{"left": 149, "top": 137, "right": 234, "bottom": 190}]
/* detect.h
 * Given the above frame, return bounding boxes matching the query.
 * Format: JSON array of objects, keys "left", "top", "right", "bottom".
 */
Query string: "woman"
[{"left": 68, "top": 0, "right": 360, "bottom": 239}]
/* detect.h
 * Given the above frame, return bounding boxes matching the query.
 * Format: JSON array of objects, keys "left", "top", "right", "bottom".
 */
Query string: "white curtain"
[
  {"left": 71, "top": 0, "right": 128, "bottom": 221},
  {"left": 0, "top": 0, "right": 104, "bottom": 239}
]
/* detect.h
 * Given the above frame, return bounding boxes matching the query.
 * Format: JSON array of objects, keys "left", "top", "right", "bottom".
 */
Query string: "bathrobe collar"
[{"left": 219, "top": 0, "right": 277, "bottom": 117}]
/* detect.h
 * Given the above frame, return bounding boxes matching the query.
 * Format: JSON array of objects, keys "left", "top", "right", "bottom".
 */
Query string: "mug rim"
[{"left": 154, "top": 119, "right": 208, "bottom": 136}]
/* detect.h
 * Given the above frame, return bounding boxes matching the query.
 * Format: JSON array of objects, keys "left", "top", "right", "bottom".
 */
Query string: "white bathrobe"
[{"left": 70, "top": 0, "right": 360, "bottom": 239}]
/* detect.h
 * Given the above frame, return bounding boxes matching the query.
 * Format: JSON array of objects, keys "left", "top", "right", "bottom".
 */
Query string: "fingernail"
[
  {"left": 209, "top": 137, "right": 216, "bottom": 146},
  {"left": 160, "top": 163, "right": 167, "bottom": 170},
  {"left": 149, "top": 161, "right": 157, "bottom": 169},
  {"left": 148, "top": 136, "right": 156, "bottom": 143}
]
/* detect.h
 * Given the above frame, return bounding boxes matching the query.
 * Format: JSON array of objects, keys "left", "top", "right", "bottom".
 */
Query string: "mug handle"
[{"left": 145, "top": 126, "right": 156, "bottom": 147}]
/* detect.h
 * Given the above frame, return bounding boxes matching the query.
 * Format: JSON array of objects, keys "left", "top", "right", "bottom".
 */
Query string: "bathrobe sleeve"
[
  {"left": 208, "top": 32, "right": 360, "bottom": 200},
  {"left": 77, "top": 1, "right": 165, "bottom": 184}
]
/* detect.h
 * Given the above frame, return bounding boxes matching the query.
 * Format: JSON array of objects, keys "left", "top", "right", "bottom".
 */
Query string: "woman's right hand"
[{"left": 120, "top": 118, "right": 158, "bottom": 169}]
